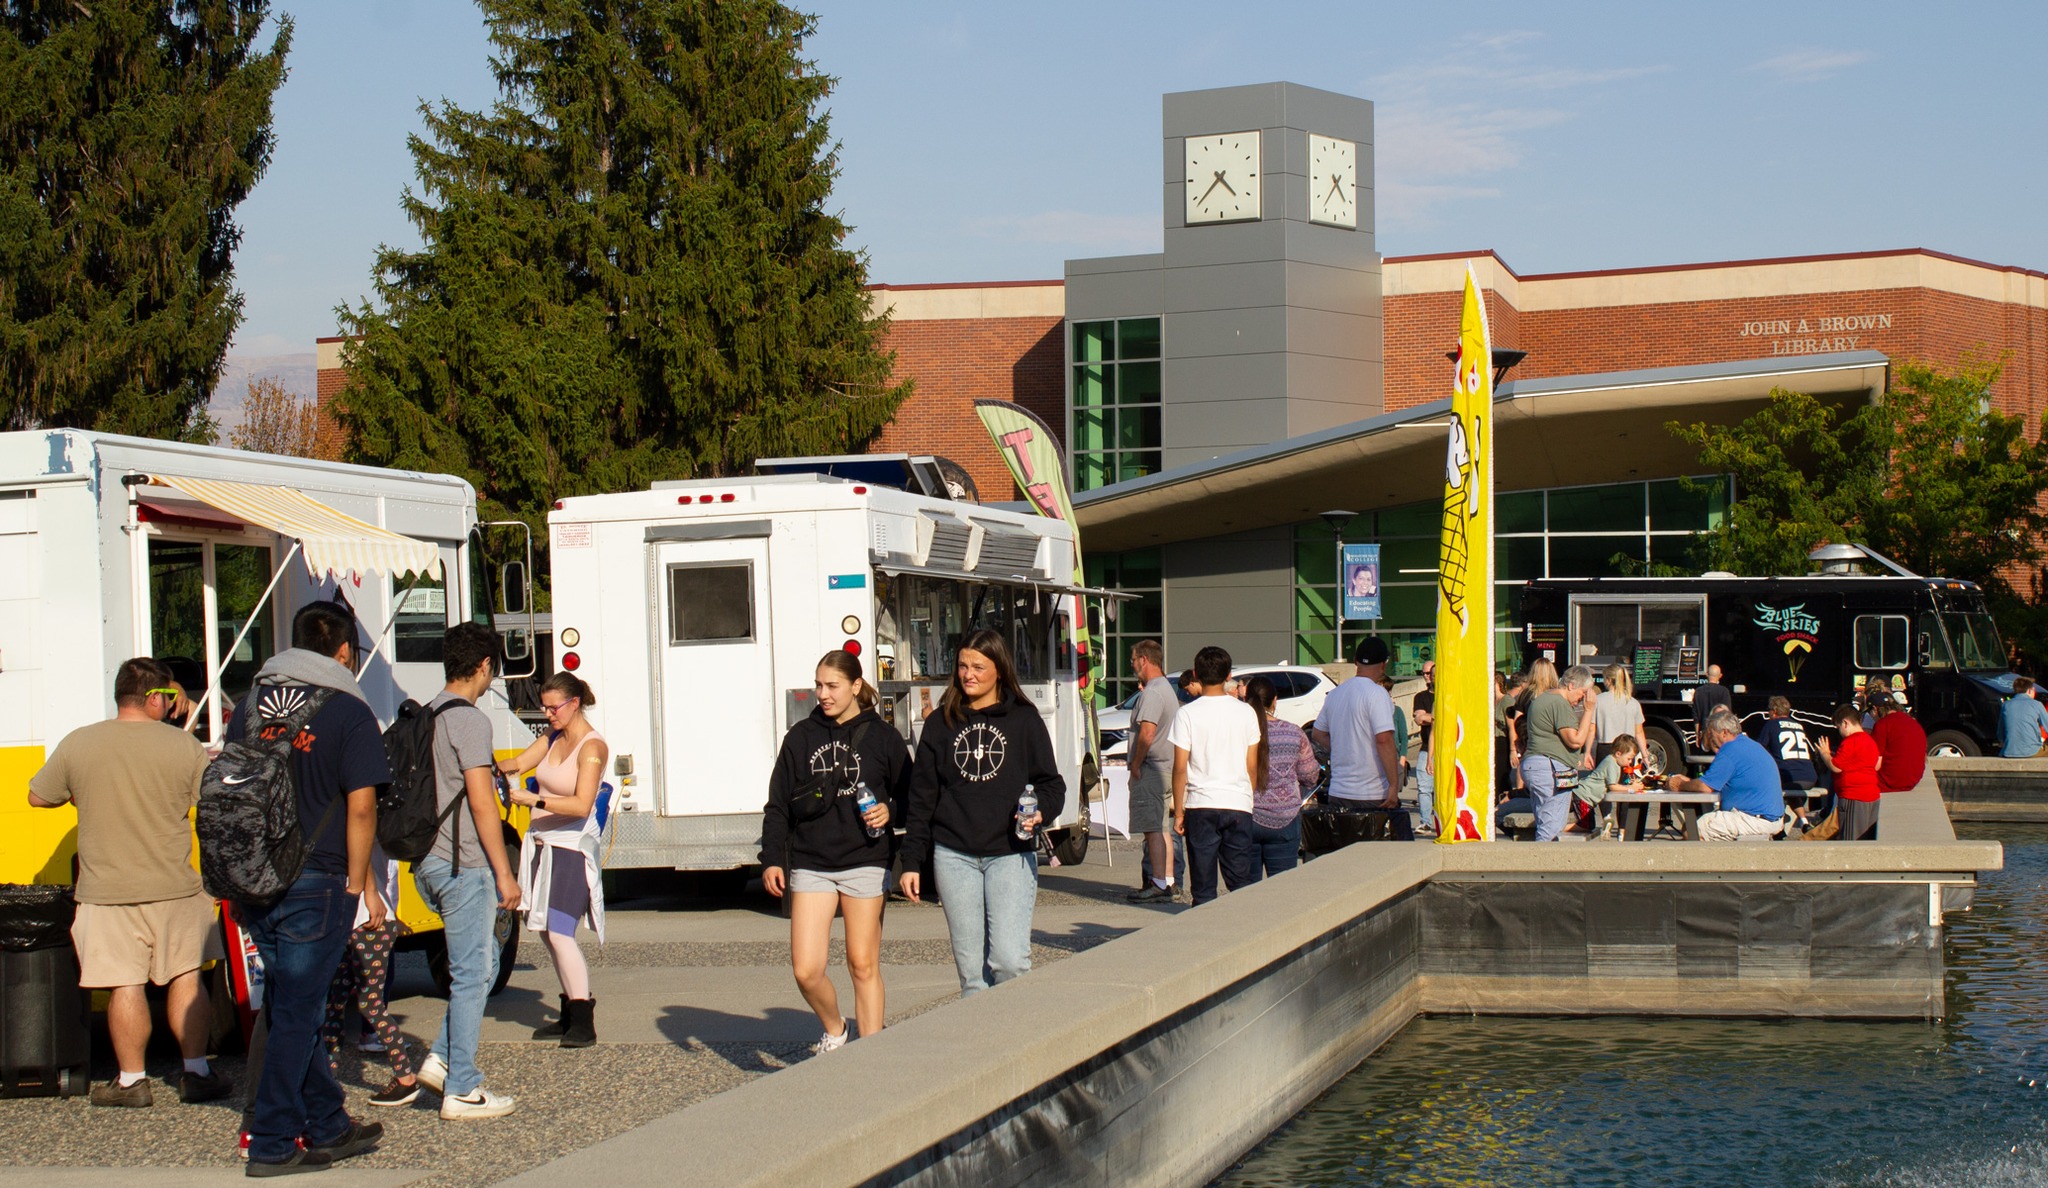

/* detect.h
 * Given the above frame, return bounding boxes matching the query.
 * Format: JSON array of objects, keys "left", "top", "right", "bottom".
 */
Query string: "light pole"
[{"left": 1321, "top": 509, "right": 1356, "bottom": 665}]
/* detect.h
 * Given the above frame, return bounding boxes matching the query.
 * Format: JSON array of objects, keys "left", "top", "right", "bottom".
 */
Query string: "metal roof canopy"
[{"left": 1073, "top": 351, "right": 1891, "bottom": 551}]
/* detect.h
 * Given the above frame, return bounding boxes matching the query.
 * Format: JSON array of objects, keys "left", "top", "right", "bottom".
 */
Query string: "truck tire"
[
  {"left": 1926, "top": 729, "right": 1981, "bottom": 759},
  {"left": 1053, "top": 814, "right": 1091, "bottom": 866},
  {"left": 1643, "top": 725, "right": 1684, "bottom": 777}
]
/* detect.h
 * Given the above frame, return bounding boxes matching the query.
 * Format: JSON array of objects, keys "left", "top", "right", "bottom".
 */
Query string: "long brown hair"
[
  {"left": 941, "top": 628, "right": 1026, "bottom": 726},
  {"left": 1243, "top": 675, "right": 1277, "bottom": 792},
  {"left": 817, "top": 649, "right": 877, "bottom": 712}
]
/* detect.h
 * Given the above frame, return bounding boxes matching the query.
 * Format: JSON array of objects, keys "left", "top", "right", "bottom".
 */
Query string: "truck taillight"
[
  {"left": 562, "top": 651, "right": 581, "bottom": 671},
  {"left": 842, "top": 639, "right": 862, "bottom": 656}
]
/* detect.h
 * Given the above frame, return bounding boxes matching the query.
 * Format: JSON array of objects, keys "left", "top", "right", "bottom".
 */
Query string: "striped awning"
[{"left": 152, "top": 476, "right": 443, "bottom": 580}]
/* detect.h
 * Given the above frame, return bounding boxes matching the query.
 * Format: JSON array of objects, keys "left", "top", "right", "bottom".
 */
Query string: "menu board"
[
  {"left": 1677, "top": 646, "right": 1702, "bottom": 681},
  {"left": 1631, "top": 644, "right": 1665, "bottom": 686}
]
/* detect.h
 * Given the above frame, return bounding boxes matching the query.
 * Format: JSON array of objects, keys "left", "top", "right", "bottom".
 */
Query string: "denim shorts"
[{"left": 789, "top": 865, "right": 887, "bottom": 899}]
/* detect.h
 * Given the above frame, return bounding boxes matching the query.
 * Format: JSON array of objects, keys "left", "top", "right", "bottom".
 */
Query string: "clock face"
[
  {"left": 1184, "top": 130, "right": 1261, "bottom": 224},
  {"left": 1308, "top": 133, "right": 1357, "bottom": 228}
]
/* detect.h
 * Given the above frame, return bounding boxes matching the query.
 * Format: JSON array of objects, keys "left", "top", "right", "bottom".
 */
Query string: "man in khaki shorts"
[{"left": 29, "top": 657, "right": 229, "bottom": 1107}]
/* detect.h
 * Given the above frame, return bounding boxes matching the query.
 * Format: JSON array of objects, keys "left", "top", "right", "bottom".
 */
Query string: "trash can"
[{"left": 0, "top": 884, "right": 90, "bottom": 1098}]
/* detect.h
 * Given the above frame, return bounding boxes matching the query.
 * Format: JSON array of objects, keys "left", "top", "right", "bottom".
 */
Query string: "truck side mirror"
[{"left": 502, "top": 561, "right": 529, "bottom": 615}]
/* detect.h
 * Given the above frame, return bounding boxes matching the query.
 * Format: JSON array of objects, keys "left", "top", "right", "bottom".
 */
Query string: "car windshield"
[
  {"left": 1119, "top": 690, "right": 1142, "bottom": 710},
  {"left": 1942, "top": 611, "right": 2006, "bottom": 671}
]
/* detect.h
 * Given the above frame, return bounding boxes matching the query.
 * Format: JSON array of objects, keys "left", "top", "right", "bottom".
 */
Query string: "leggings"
[{"left": 322, "top": 921, "right": 414, "bottom": 1079}]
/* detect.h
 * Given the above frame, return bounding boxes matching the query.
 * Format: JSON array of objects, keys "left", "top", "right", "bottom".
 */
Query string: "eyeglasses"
[
  {"left": 541, "top": 699, "right": 578, "bottom": 717},
  {"left": 144, "top": 687, "right": 180, "bottom": 700}
]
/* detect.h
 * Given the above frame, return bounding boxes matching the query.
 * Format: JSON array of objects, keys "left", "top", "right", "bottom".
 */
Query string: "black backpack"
[
  {"left": 375, "top": 699, "right": 468, "bottom": 866},
  {"left": 197, "top": 681, "right": 338, "bottom": 905}
]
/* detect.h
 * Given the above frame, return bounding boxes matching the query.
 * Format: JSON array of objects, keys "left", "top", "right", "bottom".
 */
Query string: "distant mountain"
[{"left": 212, "top": 353, "right": 317, "bottom": 441}]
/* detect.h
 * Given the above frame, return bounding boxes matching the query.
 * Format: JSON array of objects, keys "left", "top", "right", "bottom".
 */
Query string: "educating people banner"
[
  {"left": 973, "top": 400, "right": 1098, "bottom": 699},
  {"left": 1433, "top": 264, "right": 1497, "bottom": 843}
]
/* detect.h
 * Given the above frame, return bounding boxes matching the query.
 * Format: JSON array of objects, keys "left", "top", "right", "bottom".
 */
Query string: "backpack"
[
  {"left": 197, "top": 681, "right": 338, "bottom": 905},
  {"left": 375, "top": 699, "right": 468, "bottom": 867}
]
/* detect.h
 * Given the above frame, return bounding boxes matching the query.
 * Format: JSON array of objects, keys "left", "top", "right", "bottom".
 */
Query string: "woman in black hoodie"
[
  {"left": 899, "top": 628, "right": 1065, "bottom": 996},
  {"left": 760, "top": 650, "right": 910, "bottom": 1052}
]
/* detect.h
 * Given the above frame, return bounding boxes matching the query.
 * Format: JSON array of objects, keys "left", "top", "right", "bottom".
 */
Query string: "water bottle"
[
  {"left": 855, "top": 781, "right": 883, "bottom": 839},
  {"left": 1015, "top": 784, "right": 1038, "bottom": 840}
]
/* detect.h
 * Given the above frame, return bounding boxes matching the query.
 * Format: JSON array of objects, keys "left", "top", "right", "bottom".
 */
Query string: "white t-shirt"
[
  {"left": 1314, "top": 675, "right": 1396, "bottom": 802},
  {"left": 1164, "top": 695, "right": 1262, "bottom": 813}
]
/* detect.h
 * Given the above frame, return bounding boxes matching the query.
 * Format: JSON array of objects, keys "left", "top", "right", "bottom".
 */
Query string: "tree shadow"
[{"left": 653, "top": 1004, "right": 818, "bottom": 1074}]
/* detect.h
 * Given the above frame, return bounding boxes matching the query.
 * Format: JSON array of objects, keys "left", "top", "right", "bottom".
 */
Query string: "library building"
[{"left": 853, "top": 82, "right": 2048, "bottom": 704}]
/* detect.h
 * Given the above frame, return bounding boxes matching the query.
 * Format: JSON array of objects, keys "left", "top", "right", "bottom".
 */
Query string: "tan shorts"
[{"left": 71, "top": 892, "right": 223, "bottom": 988}]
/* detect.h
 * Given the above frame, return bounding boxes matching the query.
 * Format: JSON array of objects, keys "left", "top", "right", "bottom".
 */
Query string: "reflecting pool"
[{"left": 1220, "top": 825, "right": 2048, "bottom": 1187}]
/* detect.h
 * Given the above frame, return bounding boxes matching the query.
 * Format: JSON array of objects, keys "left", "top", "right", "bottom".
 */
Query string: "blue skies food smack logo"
[{"left": 1754, "top": 602, "right": 1822, "bottom": 683}]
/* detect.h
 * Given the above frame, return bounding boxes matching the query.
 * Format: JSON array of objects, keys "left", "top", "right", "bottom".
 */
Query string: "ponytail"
[{"left": 540, "top": 671, "right": 596, "bottom": 708}]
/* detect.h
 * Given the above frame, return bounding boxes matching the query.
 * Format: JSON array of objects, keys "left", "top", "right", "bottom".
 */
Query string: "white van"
[{"left": 547, "top": 468, "right": 1106, "bottom": 871}]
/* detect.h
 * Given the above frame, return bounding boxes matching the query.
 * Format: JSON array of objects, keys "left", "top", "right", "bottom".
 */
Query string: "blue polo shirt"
[
  {"left": 1698, "top": 733, "right": 1783, "bottom": 819},
  {"left": 2001, "top": 695, "right": 2048, "bottom": 758}
]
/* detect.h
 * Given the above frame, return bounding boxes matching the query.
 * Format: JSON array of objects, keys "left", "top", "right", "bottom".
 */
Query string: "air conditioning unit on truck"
[
  {"left": 0, "top": 430, "right": 536, "bottom": 1021},
  {"left": 1519, "top": 547, "right": 2013, "bottom": 771},
  {"left": 548, "top": 463, "right": 1109, "bottom": 872}
]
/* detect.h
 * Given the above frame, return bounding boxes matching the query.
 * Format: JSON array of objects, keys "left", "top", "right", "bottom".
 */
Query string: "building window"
[
  {"left": 1291, "top": 476, "right": 1733, "bottom": 676},
  {"left": 1084, "top": 548, "right": 1162, "bottom": 708},
  {"left": 1070, "top": 318, "right": 1162, "bottom": 492}
]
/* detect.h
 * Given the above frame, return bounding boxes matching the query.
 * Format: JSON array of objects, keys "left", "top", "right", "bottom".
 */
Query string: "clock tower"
[{"left": 1066, "top": 82, "right": 1382, "bottom": 473}]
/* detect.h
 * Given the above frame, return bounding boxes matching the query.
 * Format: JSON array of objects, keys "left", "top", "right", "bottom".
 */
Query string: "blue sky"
[{"left": 227, "top": 1, "right": 2048, "bottom": 357}]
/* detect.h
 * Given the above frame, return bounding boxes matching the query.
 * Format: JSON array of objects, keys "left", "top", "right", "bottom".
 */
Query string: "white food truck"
[
  {"left": 0, "top": 429, "right": 535, "bottom": 1002},
  {"left": 547, "top": 460, "right": 1106, "bottom": 872}
]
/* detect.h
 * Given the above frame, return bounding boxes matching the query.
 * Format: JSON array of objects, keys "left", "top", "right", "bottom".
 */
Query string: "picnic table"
[{"left": 1601, "top": 790, "right": 1721, "bottom": 841}]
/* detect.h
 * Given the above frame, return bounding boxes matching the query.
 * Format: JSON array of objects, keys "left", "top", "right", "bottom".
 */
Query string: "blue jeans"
[
  {"left": 242, "top": 875, "right": 357, "bottom": 1163},
  {"left": 414, "top": 858, "right": 498, "bottom": 1096},
  {"left": 1244, "top": 816, "right": 1301, "bottom": 881},
  {"left": 1183, "top": 808, "right": 1255, "bottom": 905},
  {"left": 1521, "top": 754, "right": 1573, "bottom": 842},
  {"left": 932, "top": 847, "right": 1036, "bottom": 996},
  {"left": 1417, "top": 755, "right": 1437, "bottom": 832}
]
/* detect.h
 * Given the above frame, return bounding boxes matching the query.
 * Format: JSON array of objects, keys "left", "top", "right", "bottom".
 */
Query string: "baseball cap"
[{"left": 1352, "top": 637, "right": 1390, "bottom": 666}]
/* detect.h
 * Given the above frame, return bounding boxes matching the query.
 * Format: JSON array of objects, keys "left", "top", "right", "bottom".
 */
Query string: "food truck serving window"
[
  {"left": 668, "top": 564, "right": 754, "bottom": 643},
  {"left": 1571, "top": 597, "right": 1705, "bottom": 676}
]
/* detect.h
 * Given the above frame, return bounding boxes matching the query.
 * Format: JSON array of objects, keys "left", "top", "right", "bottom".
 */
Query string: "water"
[{"left": 1220, "top": 825, "right": 2048, "bottom": 1187}]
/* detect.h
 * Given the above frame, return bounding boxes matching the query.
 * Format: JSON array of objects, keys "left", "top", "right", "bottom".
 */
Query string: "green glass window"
[
  {"left": 1546, "top": 483, "right": 1646, "bottom": 534},
  {"left": 1070, "top": 316, "right": 1165, "bottom": 492},
  {"left": 1649, "top": 476, "right": 1729, "bottom": 531},
  {"left": 1549, "top": 535, "right": 1646, "bottom": 578},
  {"left": 1090, "top": 547, "right": 1163, "bottom": 707},
  {"left": 1497, "top": 490, "right": 1545, "bottom": 534}
]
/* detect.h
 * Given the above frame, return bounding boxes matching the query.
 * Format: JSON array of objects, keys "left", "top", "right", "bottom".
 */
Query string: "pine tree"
[
  {"left": 0, "top": 0, "right": 291, "bottom": 440},
  {"left": 337, "top": 0, "right": 907, "bottom": 535}
]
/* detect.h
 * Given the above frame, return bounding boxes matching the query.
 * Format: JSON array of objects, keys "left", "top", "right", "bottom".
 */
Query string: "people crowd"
[{"left": 26, "top": 610, "right": 1987, "bottom": 1173}]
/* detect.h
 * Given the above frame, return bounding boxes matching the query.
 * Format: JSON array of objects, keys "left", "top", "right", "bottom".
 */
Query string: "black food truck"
[{"left": 1519, "top": 562, "right": 2012, "bottom": 771}]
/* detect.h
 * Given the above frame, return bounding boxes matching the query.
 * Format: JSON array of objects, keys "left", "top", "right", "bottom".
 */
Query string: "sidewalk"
[{"left": 0, "top": 836, "right": 1180, "bottom": 1187}]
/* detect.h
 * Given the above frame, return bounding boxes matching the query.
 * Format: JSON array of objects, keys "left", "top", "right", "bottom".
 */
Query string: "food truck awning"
[{"left": 148, "top": 475, "right": 443, "bottom": 579}]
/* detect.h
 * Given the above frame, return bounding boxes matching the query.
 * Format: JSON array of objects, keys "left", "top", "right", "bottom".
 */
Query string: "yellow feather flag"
[{"left": 1433, "top": 264, "right": 1497, "bottom": 842}]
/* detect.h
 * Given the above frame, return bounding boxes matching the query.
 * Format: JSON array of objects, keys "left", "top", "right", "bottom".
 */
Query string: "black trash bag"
[
  {"left": 1299, "top": 804, "right": 1394, "bottom": 855},
  {"left": 0, "top": 885, "right": 77, "bottom": 953}
]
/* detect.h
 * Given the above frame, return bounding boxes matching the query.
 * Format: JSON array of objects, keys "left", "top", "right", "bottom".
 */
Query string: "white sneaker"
[
  {"left": 417, "top": 1053, "right": 447, "bottom": 1094},
  {"left": 440, "top": 1087, "right": 516, "bottom": 1120},
  {"left": 811, "top": 1019, "right": 852, "bottom": 1055}
]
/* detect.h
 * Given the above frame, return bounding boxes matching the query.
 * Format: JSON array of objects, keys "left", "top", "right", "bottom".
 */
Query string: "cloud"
[
  {"left": 1363, "top": 32, "right": 1668, "bottom": 230},
  {"left": 1748, "top": 49, "right": 1873, "bottom": 83},
  {"left": 964, "top": 210, "right": 1159, "bottom": 251}
]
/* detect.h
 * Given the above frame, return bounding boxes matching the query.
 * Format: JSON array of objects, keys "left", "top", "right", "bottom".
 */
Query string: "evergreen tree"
[
  {"left": 337, "top": 0, "right": 907, "bottom": 535},
  {"left": 0, "top": 0, "right": 291, "bottom": 440}
]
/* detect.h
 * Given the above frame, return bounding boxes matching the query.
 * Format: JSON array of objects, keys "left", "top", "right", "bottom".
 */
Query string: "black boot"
[
  {"left": 532, "top": 994, "right": 570, "bottom": 1041},
  {"left": 559, "top": 998, "right": 596, "bottom": 1049}
]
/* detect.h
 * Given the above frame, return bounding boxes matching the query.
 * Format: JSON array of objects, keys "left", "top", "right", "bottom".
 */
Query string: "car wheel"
[
  {"left": 1926, "top": 729, "right": 1980, "bottom": 759},
  {"left": 1643, "top": 725, "right": 1684, "bottom": 777}
]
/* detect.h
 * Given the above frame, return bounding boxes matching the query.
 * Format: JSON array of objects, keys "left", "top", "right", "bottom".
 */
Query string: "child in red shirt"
[{"left": 1816, "top": 702, "right": 1881, "bottom": 841}]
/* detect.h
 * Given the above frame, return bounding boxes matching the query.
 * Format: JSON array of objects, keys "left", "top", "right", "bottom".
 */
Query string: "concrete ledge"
[
  {"left": 1927, "top": 756, "right": 2048, "bottom": 821},
  {"left": 507, "top": 794, "right": 1999, "bottom": 1188}
]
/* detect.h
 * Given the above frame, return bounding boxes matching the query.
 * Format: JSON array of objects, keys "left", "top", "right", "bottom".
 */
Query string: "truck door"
[
  {"left": 144, "top": 533, "right": 281, "bottom": 739},
  {"left": 654, "top": 539, "right": 775, "bottom": 817}
]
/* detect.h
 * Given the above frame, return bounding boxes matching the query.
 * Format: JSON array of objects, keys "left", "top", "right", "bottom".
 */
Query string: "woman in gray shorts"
[{"left": 760, "top": 650, "right": 912, "bottom": 1053}]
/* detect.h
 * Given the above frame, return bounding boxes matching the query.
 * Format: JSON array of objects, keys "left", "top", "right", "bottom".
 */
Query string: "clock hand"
[
  {"left": 1326, "top": 176, "right": 1344, "bottom": 205},
  {"left": 1214, "top": 169, "right": 1237, "bottom": 197},
  {"left": 1195, "top": 174, "right": 1223, "bottom": 207}
]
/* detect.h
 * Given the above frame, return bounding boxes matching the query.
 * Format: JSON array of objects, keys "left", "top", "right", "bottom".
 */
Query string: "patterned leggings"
[{"left": 322, "top": 921, "right": 415, "bottom": 1079}]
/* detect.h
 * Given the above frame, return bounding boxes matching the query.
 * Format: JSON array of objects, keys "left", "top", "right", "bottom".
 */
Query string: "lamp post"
[{"left": 1321, "top": 509, "right": 1357, "bottom": 665}]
